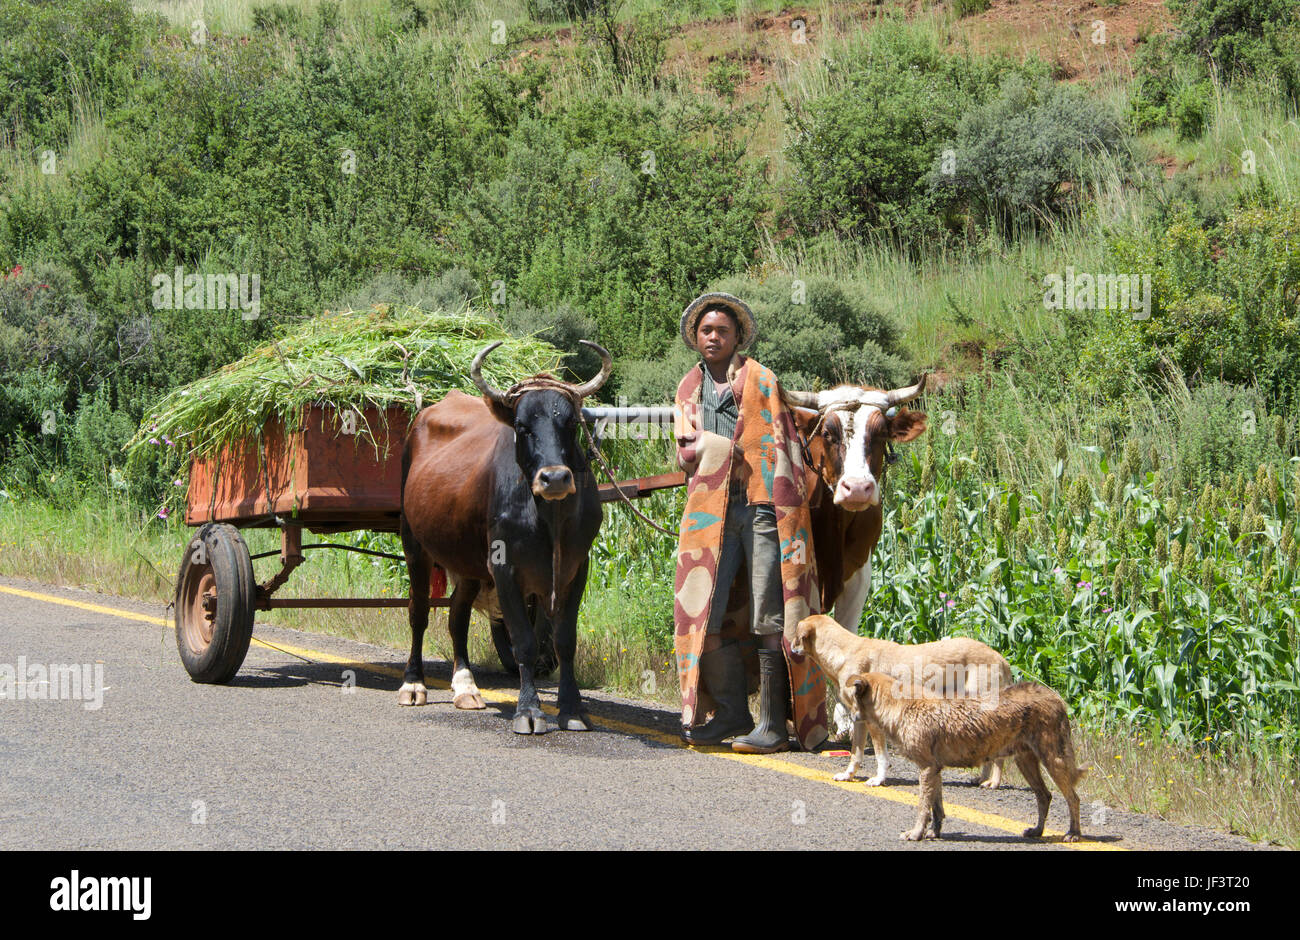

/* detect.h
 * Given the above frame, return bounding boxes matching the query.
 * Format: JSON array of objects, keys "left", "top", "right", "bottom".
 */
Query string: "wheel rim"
[{"left": 181, "top": 566, "right": 218, "bottom": 653}]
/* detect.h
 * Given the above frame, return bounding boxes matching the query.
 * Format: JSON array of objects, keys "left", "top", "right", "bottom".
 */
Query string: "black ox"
[{"left": 397, "top": 340, "right": 610, "bottom": 733}]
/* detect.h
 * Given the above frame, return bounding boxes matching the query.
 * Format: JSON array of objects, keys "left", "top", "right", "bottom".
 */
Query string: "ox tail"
[{"left": 399, "top": 436, "right": 413, "bottom": 514}]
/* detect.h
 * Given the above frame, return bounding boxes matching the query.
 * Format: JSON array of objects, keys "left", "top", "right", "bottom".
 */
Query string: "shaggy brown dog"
[
  {"left": 792, "top": 614, "right": 1011, "bottom": 787},
  {"left": 848, "top": 672, "right": 1088, "bottom": 842}
]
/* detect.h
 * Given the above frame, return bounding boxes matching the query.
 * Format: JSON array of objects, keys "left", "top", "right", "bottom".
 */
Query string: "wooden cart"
[{"left": 175, "top": 404, "right": 683, "bottom": 683}]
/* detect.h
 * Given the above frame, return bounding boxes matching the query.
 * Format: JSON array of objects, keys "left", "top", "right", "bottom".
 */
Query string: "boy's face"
[{"left": 696, "top": 309, "right": 739, "bottom": 366}]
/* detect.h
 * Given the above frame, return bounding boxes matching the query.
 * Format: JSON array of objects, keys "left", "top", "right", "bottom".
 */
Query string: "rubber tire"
[
  {"left": 175, "top": 523, "right": 256, "bottom": 684},
  {"left": 492, "top": 605, "right": 557, "bottom": 678}
]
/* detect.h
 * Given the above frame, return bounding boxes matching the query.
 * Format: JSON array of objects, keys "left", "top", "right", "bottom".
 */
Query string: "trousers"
[{"left": 704, "top": 490, "right": 784, "bottom": 637}]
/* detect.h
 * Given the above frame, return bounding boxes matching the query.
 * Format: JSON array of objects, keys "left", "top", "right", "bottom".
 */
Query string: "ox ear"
[
  {"left": 484, "top": 396, "right": 514, "bottom": 426},
  {"left": 791, "top": 406, "right": 820, "bottom": 436},
  {"left": 806, "top": 467, "right": 823, "bottom": 508},
  {"left": 888, "top": 409, "right": 926, "bottom": 443}
]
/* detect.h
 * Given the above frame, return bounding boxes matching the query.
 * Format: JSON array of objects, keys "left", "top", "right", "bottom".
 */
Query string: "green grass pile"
[{"left": 128, "top": 304, "right": 561, "bottom": 462}]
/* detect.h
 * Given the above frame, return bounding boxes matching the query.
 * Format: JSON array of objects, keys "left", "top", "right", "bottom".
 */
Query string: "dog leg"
[
  {"left": 834, "top": 718, "right": 868, "bottom": 781},
  {"left": 977, "top": 759, "right": 1003, "bottom": 789},
  {"left": 864, "top": 724, "right": 889, "bottom": 787},
  {"left": 903, "top": 765, "right": 940, "bottom": 841},
  {"left": 1016, "top": 753, "right": 1051, "bottom": 839},
  {"left": 1042, "top": 751, "right": 1084, "bottom": 842}
]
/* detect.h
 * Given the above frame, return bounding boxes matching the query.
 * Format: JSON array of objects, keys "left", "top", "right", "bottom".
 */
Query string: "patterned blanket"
[{"left": 673, "top": 355, "right": 828, "bottom": 750}]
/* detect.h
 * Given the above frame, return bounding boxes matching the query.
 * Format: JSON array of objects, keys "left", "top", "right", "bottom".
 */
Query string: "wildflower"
[
  {"left": 149, "top": 438, "right": 160, "bottom": 446},
  {"left": 1102, "top": 607, "right": 1112, "bottom": 613},
  {"left": 157, "top": 507, "right": 169, "bottom": 519},
  {"left": 1077, "top": 580, "right": 1091, "bottom": 589},
  {"left": 173, "top": 479, "right": 184, "bottom": 487},
  {"left": 946, "top": 600, "right": 956, "bottom": 609},
  {"left": 164, "top": 437, "right": 174, "bottom": 447}
]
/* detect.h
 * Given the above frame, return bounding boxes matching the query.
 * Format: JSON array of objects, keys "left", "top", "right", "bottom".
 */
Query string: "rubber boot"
[
  {"left": 731, "top": 647, "right": 790, "bottom": 754},
  {"left": 682, "top": 643, "right": 753, "bottom": 745}
]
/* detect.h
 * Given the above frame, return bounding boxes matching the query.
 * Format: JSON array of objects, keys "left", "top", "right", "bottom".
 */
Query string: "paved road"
[{"left": 0, "top": 575, "right": 1273, "bottom": 851}]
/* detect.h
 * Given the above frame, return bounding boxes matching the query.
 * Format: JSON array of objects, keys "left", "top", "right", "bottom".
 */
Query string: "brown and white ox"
[{"left": 784, "top": 377, "right": 928, "bottom": 728}]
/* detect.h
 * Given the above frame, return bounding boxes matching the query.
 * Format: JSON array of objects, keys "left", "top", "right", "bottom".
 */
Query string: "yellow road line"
[
  {"left": 5, "top": 583, "right": 1123, "bottom": 849},
  {"left": 1, "top": 585, "right": 171, "bottom": 626}
]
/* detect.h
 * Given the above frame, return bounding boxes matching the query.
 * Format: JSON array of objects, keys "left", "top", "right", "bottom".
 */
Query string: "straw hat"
[{"left": 679, "top": 292, "right": 757, "bottom": 351}]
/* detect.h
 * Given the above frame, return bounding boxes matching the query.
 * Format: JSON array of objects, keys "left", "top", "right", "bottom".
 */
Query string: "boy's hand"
[{"left": 677, "top": 429, "right": 700, "bottom": 474}]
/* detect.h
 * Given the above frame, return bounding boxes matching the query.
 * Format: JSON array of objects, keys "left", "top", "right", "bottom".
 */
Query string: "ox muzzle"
[
  {"left": 532, "top": 465, "right": 576, "bottom": 501},
  {"left": 833, "top": 475, "right": 879, "bottom": 511}
]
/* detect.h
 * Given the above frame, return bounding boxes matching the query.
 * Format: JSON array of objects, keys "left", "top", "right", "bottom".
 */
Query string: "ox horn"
[
  {"left": 884, "top": 372, "right": 928, "bottom": 407},
  {"left": 782, "top": 389, "right": 820, "bottom": 409},
  {"left": 568, "top": 340, "right": 613, "bottom": 399},
  {"left": 471, "top": 341, "right": 511, "bottom": 407}
]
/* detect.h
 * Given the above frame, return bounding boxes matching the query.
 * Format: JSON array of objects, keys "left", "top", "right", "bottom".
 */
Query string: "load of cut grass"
[{"left": 127, "top": 304, "right": 562, "bottom": 463}]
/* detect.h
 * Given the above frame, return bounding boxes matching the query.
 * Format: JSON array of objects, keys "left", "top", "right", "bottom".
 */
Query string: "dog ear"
[{"left": 850, "top": 675, "right": 869, "bottom": 699}]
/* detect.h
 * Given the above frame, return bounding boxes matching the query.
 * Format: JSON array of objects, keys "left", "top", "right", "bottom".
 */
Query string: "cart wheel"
[
  {"left": 175, "top": 523, "right": 256, "bottom": 684},
  {"left": 491, "top": 609, "right": 556, "bottom": 678}
]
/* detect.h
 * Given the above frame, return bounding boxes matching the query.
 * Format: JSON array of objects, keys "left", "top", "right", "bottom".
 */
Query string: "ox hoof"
[
  {"left": 557, "top": 712, "right": 591, "bottom": 732},
  {"left": 450, "top": 669, "right": 484, "bottom": 711},
  {"left": 398, "top": 682, "right": 428, "bottom": 707},
  {"left": 512, "top": 712, "right": 552, "bottom": 735}
]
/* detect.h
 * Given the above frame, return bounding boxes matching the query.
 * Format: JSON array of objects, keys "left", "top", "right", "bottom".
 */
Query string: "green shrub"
[
  {"left": 451, "top": 98, "right": 767, "bottom": 364},
  {"left": 526, "top": 0, "right": 599, "bottom": 22},
  {"left": 931, "top": 73, "right": 1129, "bottom": 232},
  {"left": 0, "top": 262, "right": 103, "bottom": 447},
  {"left": 1169, "top": 0, "right": 1300, "bottom": 103},
  {"left": 328, "top": 269, "right": 478, "bottom": 314},
  {"left": 1080, "top": 197, "right": 1300, "bottom": 410},
  {"left": 704, "top": 59, "right": 747, "bottom": 102},
  {"left": 1171, "top": 80, "right": 1213, "bottom": 140},
  {"left": 783, "top": 20, "right": 1035, "bottom": 249},
  {"left": 0, "top": 0, "right": 155, "bottom": 143},
  {"left": 952, "top": 0, "right": 991, "bottom": 17},
  {"left": 251, "top": 2, "right": 303, "bottom": 33},
  {"left": 1172, "top": 381, "right": 1287, "bottom": 484},
  {"left": 1128, "top": 34, "right": 1214, "bottom": 139}
]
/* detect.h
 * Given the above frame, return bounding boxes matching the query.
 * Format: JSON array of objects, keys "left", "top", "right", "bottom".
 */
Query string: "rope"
[{"left": 578, "top": 416, "right": 680, "bottom": 538}]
